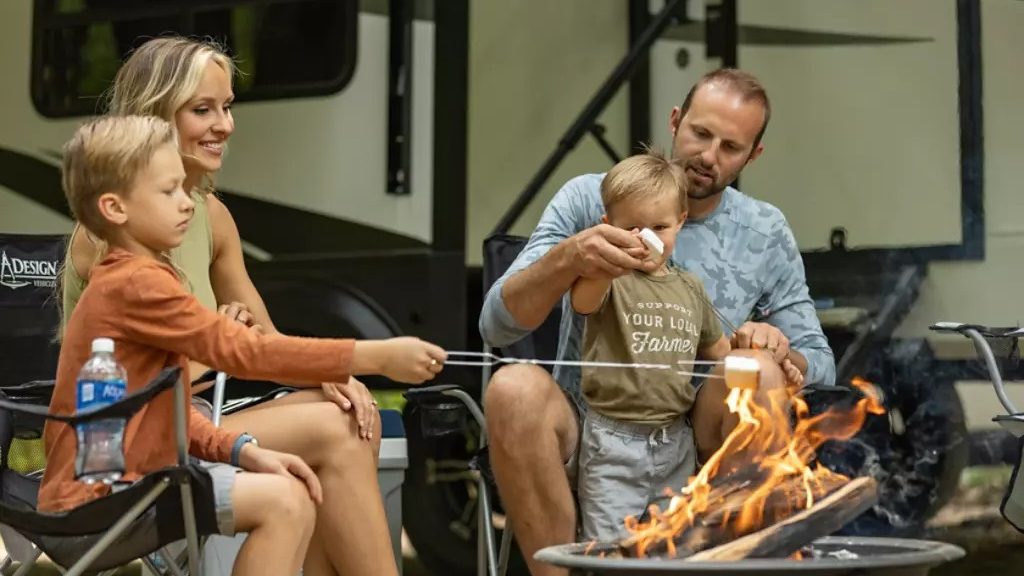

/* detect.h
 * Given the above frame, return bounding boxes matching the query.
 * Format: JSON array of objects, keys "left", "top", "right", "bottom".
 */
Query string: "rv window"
[{"left": 32, "top": 0, "right": 357, "bottom": 118}]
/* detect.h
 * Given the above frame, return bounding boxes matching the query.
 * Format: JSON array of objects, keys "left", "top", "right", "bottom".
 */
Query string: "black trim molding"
[
  {"left": 430, "top": 0, "right": 468, "bottom": 253},
  {"left": 30, "top": 0, "right": 359, "bottom": 118}
]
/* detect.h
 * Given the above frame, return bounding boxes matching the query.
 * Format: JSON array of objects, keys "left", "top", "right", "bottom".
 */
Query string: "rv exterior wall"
[{"left": 465, "top": 0, "right": 630, "bottom": 265}]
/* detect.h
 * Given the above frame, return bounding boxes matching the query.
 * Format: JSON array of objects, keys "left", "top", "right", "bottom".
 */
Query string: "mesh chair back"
[
  {"left": 0, "top": 233, "right": 64, "bottom": 388},
  {"left": 983, "top": 332, "right": 1021, "bottom": 375},
  {"left": 482, "top": 235, "right": 562, "bottom": 366}
]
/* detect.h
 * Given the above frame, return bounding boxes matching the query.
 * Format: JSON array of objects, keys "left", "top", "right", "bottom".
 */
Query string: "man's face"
[{"left": 670, "top": 82, "right": 766, "bottom": 200}]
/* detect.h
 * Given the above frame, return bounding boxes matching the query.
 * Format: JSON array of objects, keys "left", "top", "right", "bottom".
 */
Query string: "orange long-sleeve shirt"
[{"left": 40, "top": 249, "right": 355, "bottom": 511}]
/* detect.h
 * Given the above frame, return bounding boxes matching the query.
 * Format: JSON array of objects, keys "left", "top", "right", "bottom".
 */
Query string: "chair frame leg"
[
  {"left": 477, "top": 473, "right": 499, "bottom": 576},
  {"left": 179, "top": 481, "right": 203, "bottom": 576},
  {"left": 10, "top": 547, "right": 42, "bottom": 576},
  {"left": 64, "top": 480, "right": 169, "bottom": 576},
  {"left": 497, "top": 521, "right": 513, "bottom": 576}
]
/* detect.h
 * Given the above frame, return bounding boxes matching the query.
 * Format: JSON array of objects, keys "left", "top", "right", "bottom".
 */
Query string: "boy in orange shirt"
[{"left": 42, "top": 115, "right": 447, "bottom": 576}]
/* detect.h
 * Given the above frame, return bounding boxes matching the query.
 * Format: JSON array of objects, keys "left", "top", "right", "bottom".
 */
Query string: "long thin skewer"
[{"left": 443, "top": 351, "right": 725, "bottom": 379}]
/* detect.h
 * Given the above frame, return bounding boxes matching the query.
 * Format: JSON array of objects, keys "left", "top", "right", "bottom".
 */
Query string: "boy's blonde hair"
[
  {"left": 601, "top": 149, "right": 689, "bottom": 215},
  {"left": 62, "top": 115, "right": 177, "bottom": 237}
]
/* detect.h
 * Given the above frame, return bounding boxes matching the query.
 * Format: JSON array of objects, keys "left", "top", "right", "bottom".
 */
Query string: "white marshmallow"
[
  {"left": 724, "top": 356, "right": 761, "bottom": 390},
  {"left": 639, "top": 228, "right": 664, "bottom": 258}
]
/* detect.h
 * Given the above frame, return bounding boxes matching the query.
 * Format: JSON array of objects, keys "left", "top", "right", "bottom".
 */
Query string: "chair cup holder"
[{"left": 419, "top": 400, "right": 468, "bottom": 438}]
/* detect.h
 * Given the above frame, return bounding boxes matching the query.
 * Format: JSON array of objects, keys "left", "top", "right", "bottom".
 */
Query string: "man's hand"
[
  {"left": 569, "top": 224, "right": 658, "bottom": 279},
  {"left": 781, "top": 358, "right": 804, "bottom": 387},
  {"left": 237, "top": 444, "right": 323, "bottom": 504},
  {"left": 731, "top": 322, "right": 790, "bottom": 363},
  {"left": 322, "top": 379, "right": 377, "bottom": 441}
]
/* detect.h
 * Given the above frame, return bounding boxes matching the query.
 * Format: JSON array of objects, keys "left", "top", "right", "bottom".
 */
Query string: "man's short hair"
[{"left": 679, "top": 68, "right": 771, "bottom": 150}]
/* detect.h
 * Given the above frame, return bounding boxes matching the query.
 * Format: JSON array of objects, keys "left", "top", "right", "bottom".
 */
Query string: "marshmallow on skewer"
[
  {"left": 724, "top": 356, "right": 760, "bottom": 390},
  {"left": 638, "top": 228, "right": 664, "bottom": 258}
]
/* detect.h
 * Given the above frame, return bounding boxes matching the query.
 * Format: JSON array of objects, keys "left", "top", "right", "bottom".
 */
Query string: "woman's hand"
[
  {"left": 218, "top": 301, "right": 260, "bottom": 329},
  {"left": 322, "top": 379, "right": 378, "bottom": 441}
]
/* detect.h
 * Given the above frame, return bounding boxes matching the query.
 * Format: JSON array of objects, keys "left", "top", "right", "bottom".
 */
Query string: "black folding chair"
[
  {"left": 0, "top": 367, "right": 226, "bottom": 575},
  {"left": 407, "top": 234, "right": 564, "bottom": 576},
  {"left": 930, "top": 322, "right": 1024, "bottom": 533}
]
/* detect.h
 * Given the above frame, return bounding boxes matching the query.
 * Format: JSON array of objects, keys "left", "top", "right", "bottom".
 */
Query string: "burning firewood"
[
  {"left": 615, "top": 373, "right": 885, "bottom": 560},
  {"left": 685, "top": 475, "right": 878, "bottom": 560},
  {"left": 614, "top": 467, "right": 864, "bottom": 557}
]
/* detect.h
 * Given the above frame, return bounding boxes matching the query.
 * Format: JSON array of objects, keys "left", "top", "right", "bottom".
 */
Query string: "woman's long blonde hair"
[{"left": 108, "top": 36, "right": 234, "bottom": 122}]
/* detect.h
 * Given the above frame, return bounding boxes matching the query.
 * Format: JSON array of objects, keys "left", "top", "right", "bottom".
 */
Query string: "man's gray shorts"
[{"left": 572, "top": 410, "right": 697, "bottom": 542}]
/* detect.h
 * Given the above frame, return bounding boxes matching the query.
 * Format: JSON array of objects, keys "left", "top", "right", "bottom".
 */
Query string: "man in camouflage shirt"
[{"left": 478, "top": 69, "right": 835, "bottom": 576}]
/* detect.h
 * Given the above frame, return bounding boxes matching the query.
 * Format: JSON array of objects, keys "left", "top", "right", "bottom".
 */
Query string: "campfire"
[{"left": 595, "top": 358, "right": 887, "bottom": 562}]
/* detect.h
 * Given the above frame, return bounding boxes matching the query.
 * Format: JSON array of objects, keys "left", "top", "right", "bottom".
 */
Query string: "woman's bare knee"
[{"left": 305, "top": 402, "right": 380, "bottom": 472}]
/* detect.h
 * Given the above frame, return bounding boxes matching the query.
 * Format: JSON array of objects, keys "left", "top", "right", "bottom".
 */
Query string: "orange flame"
[{"left": 625, "top": 377, "right": 885, "bottom": 558}]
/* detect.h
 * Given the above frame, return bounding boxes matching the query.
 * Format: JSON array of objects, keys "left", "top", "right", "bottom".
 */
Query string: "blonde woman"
[{"left": 61, "top": 37, "right": 420, "bottom": 576}]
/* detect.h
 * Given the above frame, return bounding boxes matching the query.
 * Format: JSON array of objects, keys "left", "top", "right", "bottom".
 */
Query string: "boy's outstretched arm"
[
  {"left": 123, "top": 264, "right": 446, "bottom": 387},
  {"left": 570, "top": 276, "right": 612, "bottom": 315}
]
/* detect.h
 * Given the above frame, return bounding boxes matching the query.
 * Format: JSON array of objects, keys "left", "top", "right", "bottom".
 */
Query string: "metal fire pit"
[{"left": 535, "top": 536, "right": 965, "bottom": 576}]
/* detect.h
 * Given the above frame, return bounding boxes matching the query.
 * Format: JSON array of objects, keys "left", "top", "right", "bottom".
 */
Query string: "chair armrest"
[
  {"left": 0, "top": 367, "right": 180, "bottom": 426},
  {"left": 403, "top": 384, "right": 461, "bottom": 404},
  {"left": 930, "top": 322, "right": 1024, "bottom": 338}
]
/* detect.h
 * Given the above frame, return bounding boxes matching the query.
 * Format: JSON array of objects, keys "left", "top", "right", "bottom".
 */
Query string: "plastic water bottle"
[{"left": 74, "top": 337, "right": 127, "bottom": 484}]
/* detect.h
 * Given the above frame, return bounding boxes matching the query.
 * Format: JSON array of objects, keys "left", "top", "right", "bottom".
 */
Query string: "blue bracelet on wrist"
[{"left": 230, "top": 433, "right": 257, "bottom": 467}]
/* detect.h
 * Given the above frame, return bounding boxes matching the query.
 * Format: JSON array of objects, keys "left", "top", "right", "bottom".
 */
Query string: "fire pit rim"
[{"left": 534, "top": 536, "right": 966, "bottom": 573}]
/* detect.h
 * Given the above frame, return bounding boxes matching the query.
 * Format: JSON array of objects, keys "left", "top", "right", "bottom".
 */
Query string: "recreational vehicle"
[{"left": 2, "top": 1, "right": 1022, "bottom": 574}]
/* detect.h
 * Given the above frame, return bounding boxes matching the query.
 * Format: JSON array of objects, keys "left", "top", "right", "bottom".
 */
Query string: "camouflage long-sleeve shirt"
[{"left": 480, "top": 173, "right": 836, "bottom": 402}]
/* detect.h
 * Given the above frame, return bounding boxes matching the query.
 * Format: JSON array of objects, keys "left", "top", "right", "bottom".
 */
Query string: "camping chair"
[
  {"left": 929, "top": 322, "right": 1024, "bottom": 533},
  {"left": 406, "top": 234, "right": 563, "bottom": 576},
  {"left": 0, "top": 367, "right": 224, "bottom": 576},
  {"left": 0, "top": 233, "right": 240, "bottom": 575}
]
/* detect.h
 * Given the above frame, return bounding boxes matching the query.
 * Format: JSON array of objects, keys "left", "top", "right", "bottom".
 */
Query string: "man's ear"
[
  {"left": 746, "top": 143, "right": 764, "bottom": 165},
  {"left": 96, "top": 192, "right": 128, "bottom": 226},
  {"left": 669, "top": 106, "right": 683, "bottom": 137}
]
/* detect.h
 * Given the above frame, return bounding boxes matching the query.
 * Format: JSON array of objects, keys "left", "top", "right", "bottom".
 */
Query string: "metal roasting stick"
[
  {"left": 442, "top": 351, "right": 725, "bottom": 379},
  {"left": 444, "top": 280, "right": 745, "bottom": 381}
]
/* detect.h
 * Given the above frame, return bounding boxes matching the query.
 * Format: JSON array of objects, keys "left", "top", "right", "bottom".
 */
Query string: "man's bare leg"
[
  {"left": 484, "top": 364, "right": 579, "bottom": 576},
  {"left": 691, "top": 350, "right": 789, "bottom": 463}
]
